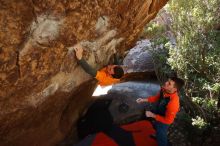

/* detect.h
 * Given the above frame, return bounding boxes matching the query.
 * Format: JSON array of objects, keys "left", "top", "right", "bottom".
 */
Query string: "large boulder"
[
  {"left": 0, "top": 0, "right": 168, "bottom": 145},
  {"left": 123, "top": 39, "right": 154, "bottom": 73}
]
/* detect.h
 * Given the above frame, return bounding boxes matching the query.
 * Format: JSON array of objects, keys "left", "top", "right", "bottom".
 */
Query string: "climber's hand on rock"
[{"left": 74, "top": 44, "right": 83, "bottom": 60}]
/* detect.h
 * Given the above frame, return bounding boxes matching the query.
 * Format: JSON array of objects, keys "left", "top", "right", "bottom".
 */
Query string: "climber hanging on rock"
[{"left": 74, "top": 44, "right": 124, "bottom": 86}]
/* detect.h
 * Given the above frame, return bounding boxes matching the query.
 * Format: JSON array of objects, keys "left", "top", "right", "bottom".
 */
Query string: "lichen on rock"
[{"left": 0, "top": 0, "right": 169, "bottom": 145}]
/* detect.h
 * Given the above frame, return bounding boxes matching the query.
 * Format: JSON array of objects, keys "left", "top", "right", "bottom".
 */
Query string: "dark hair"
[
  {"left": 170, "top": 77, "right": 185, "bottom": 91},
  {"left": 112, "top": 66, "right": 124, "bottom": 79}
]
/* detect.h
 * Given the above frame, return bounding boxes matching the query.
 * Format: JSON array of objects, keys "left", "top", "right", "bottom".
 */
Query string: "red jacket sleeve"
[
  {"left": 147, "top": 92, "right": 160, "bottom": 103},
  {"left": 155, "top": 97, "right": 179, "bottom": 124}
]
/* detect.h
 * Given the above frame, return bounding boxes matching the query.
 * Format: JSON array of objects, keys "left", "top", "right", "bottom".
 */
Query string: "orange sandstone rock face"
[{"left": 0, "top": 0, "right": 168, "bottom": 145}]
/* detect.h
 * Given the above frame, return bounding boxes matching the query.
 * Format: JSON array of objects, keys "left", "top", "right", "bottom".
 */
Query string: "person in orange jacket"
[
  {"left": 136, "top": 77, "right": 184, "bottom": 146},
  {"left": 74, "top": 45, "right": 124, "bottom": 86}
]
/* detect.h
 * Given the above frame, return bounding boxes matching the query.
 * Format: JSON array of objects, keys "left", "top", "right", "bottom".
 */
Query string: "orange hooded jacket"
[{"left": 95, "top": 67, "right": 120, "bottom": 86}]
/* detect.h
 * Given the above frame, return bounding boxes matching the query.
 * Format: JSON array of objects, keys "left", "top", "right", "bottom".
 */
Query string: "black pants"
[{"left": 104, "top": 125, "right": 135, "bottom": 146}]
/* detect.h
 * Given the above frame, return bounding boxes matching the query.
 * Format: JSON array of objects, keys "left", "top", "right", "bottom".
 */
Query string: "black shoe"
[{"left": 149, "top": 134, "right": 156, "bottom": 140}]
